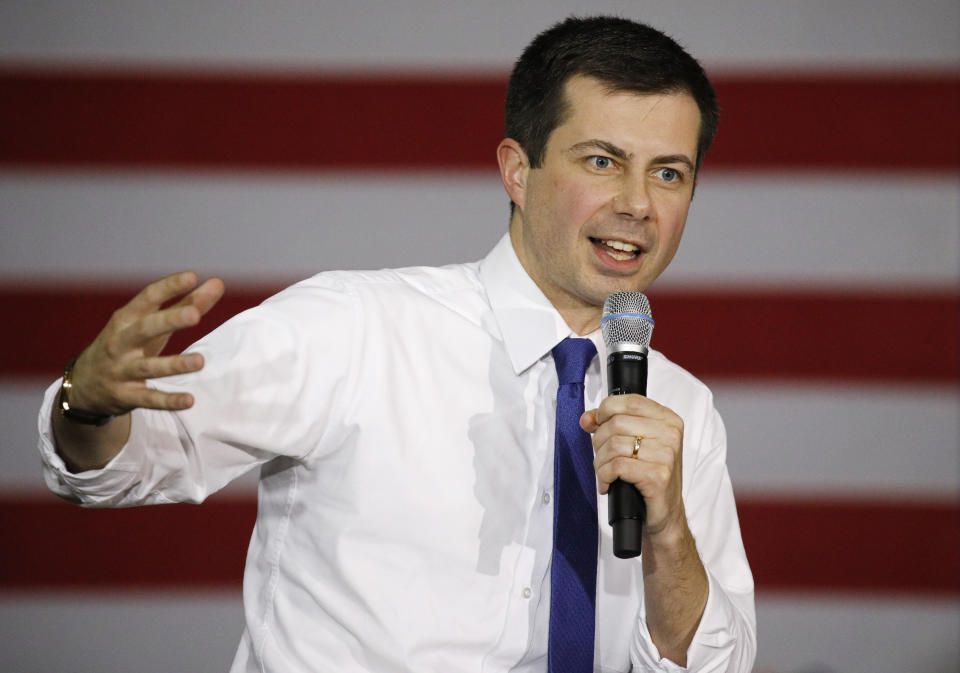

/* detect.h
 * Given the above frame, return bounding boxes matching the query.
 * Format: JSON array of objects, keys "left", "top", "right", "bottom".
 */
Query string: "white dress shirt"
[{"left": 39, "top": 234, "right": 755, "bottom": 672}]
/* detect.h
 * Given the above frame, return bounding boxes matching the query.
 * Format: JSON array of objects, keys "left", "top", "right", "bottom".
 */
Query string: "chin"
[{"left": 598, "top": 279, "right": 650, "bottom": 299}]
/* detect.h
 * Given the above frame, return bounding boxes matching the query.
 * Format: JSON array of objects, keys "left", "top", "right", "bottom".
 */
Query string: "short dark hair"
[{"left": 505, "top": 16, "right": 719, "bottom": 172}]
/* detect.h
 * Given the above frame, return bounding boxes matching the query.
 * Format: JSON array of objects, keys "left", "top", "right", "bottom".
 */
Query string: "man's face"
[{"left": 505, "top": 75, "right": 701, "bottom": 331}]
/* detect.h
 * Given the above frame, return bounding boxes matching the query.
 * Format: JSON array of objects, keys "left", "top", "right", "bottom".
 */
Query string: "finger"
[
  {"left": 129, "top": 279, "right": 225, "bottom": 355},
  {"left": 124, "top": 278, "right": 225, "bottom": 352},
  {"left": 124, "top": 271, "right": 199, "bottom": 316},
  {"left": 111, "top": 302, "right": 205, "bottom": 352},
  {"left": 119, "top": 353, "right": 205, "bottom": 381},
  {"left": 182, "top": 277, "right": 226, "bottom": 316},
  {"left": 595, "top": 393, "right": 667, "bottom": 425},
  {"left": 118, "top": 385, "right": 196, "bottom": 412},
  {"left": 580, "top": 409, "right": 599, "bottom": 432},
  {"left": 163, "top": 276, "right": 226, "bottom": 315},
  {"left": 596, "top": 453, "right": 645, "bottom": 494},
  {"left": 596, "top": 455, "right": 671, "bottom": 495},
  {"left": 590, "top": 413, "right": 660, "bottom": 453},
  {"left": 594, "top": 434, "right": 673, "bottom": 470}
]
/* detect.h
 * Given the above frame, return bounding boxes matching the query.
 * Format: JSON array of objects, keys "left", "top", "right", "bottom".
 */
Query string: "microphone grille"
[{"left": 602, "top": 292, "right": 654, "bottom": 349}]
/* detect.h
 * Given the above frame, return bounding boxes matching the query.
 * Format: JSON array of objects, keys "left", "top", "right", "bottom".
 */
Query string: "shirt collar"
[{"left": 480, "top": 233, "right": 595, "bottom": 375}]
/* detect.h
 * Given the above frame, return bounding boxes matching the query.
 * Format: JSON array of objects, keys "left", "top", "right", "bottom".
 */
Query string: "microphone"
[{"left": 601, "top": 291, "right": 655, "bottom": 559}]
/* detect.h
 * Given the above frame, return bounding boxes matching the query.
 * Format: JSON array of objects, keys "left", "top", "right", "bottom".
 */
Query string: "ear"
[{"left": 496, "top": 138, "right": 530, "bottom": 212}]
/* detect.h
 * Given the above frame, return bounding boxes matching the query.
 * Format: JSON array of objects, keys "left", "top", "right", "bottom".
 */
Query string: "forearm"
[
  {"left": 641, "top": 519, "right": 709, "bottom": 666},
  {"left": 51, "top": 396, "right": 131, "bottom": 473}
]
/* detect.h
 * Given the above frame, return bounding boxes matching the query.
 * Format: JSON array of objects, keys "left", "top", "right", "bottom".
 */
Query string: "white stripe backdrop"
[{"left": 1, "top": 173, "right": 957, "bottom": 286}]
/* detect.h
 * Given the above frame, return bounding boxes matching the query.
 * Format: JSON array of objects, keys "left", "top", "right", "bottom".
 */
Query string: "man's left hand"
[{"left": 580, "top": 394, "right": 686, "bottom": 542}]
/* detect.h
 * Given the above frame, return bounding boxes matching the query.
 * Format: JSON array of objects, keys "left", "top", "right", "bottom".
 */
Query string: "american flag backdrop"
[{"left": 0, "top": 2, "right": 957, "bottom": 671}]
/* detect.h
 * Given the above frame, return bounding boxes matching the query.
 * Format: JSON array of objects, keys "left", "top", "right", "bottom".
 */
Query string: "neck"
[
  {"left": 556, "top": 302, "right": 602, "bottom": 336},
  {"left": 507, "top": 222, "right": 603, "bottom": 336}
]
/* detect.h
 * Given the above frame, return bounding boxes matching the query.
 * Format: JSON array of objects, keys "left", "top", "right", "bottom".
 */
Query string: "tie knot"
[{"left": 552, "top": 338, "right": 597, "bottom": 385}]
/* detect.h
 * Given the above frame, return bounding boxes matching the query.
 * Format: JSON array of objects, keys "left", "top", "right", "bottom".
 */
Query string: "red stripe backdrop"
[
  {"left": 3, "top": 496, "right": 957, "bottom": 594},
  {"left": 1, "top": 69, "right": 957, "bottom": 170},
  {"left": 1, "top": 287, "right": 957, "bottom": 382}
]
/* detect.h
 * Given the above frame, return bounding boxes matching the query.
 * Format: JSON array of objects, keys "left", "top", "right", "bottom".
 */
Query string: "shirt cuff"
[{"left": 37, "top": 378, "right": 167, "bottom": 507}]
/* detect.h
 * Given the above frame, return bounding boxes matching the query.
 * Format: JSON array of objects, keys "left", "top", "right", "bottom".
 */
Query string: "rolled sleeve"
[
  {"left": 630, "top": 568, "right": 756, "bottom": 672},
  {"left": 685, "top": 568, "right": 756, "bottom": 672},
  {"left": 38, "top": 378, "right": 190, "bottom": 507}
]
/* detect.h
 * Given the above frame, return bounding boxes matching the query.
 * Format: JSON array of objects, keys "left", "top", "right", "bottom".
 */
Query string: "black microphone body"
[
  {"left": 601, "top": 291, "right": 655, "bottom": 560},
  {"left": 607, "top": 349, "right": 648, "bottom": 559}
]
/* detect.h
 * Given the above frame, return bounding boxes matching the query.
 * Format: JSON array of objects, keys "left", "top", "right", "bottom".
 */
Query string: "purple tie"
[{"left": 548, "top": 337, "right": 598, "bottom": 673}]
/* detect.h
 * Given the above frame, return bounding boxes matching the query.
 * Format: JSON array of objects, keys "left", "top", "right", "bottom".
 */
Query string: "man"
[{"left": 39, "top": 16, "right": 755, "bottom": 673}]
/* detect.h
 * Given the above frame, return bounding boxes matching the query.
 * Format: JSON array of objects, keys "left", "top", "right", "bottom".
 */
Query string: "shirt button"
[
  {"left": 522, "top": 587, "right": 532, "bottom": 599},
  {"left": 542, "top": 492, "right": 551, "bottom": 505}
]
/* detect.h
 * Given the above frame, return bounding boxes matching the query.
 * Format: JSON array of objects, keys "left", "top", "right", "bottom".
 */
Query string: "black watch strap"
[{"left": 58, "top": 357, "right": 113, "bottom": 427}]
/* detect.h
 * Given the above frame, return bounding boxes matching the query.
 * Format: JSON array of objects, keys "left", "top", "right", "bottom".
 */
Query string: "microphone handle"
[{"left": 606, "top": 349, "right": 648, "bottom": 559}]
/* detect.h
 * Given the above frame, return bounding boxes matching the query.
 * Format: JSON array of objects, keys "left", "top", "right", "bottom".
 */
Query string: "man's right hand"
[{"left": 51, "top": 271, "right": 225, "bottom": 472}]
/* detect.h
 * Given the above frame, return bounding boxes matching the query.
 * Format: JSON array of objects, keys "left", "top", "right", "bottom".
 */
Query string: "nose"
[{"left": 613, "top": 177, "right": 651, "bottom": 220}]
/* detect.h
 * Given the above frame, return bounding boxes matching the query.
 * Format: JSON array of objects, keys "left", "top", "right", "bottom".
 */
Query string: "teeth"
[
  {"left": 601, "top": 239, "right": 639, "bottom": 252},
  {"left": 599, "top": 239, "right": 639, "bottom": 260}
]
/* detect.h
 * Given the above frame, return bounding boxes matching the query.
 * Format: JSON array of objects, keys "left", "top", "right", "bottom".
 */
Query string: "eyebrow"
[
  {"left": 653, "top": 154, "right": 696, "bottom": 172},
  {"left": 566, "top": 139, "right": 630, "bottom": 161},
  {"left": 566, "top": 140, "right": 695, "bottom": 171}
]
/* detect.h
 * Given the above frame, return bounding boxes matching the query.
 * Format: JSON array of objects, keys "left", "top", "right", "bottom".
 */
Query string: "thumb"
[{"left": 580, "top": 409, "right": 599, "bottom": 433}]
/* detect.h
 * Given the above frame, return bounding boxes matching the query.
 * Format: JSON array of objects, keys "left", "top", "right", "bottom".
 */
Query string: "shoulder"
[
  {"left": 227, "top": 261, "right": 489, "bottom": 347},
  {"left": 266, "top": 261, "right": 483, "bottom": 311},
  {"left": 278, "top": 261, "right": 489, "bottom": 329}
]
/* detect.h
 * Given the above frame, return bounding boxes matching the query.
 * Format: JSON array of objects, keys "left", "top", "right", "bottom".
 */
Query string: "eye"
[
  {"left": 588, "top": 155, "right": 614, "bottom": 170},
  {"left": 656, "top": 167, "right": 683, "bottom": 183}
]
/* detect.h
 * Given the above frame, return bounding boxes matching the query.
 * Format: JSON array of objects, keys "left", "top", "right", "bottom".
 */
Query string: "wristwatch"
[{"left": 58, "top": 356, "right": 113, "bottom": 426}]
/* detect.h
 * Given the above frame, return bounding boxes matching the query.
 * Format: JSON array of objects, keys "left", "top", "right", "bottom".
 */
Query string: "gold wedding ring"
[{"left": 632, "top": 435, "right": 643, "bottom": 459}]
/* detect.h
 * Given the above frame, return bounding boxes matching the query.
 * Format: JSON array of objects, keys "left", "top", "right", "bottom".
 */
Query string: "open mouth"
[{"left": 591, "top": 237, "right": 641, "bottom": 262}]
